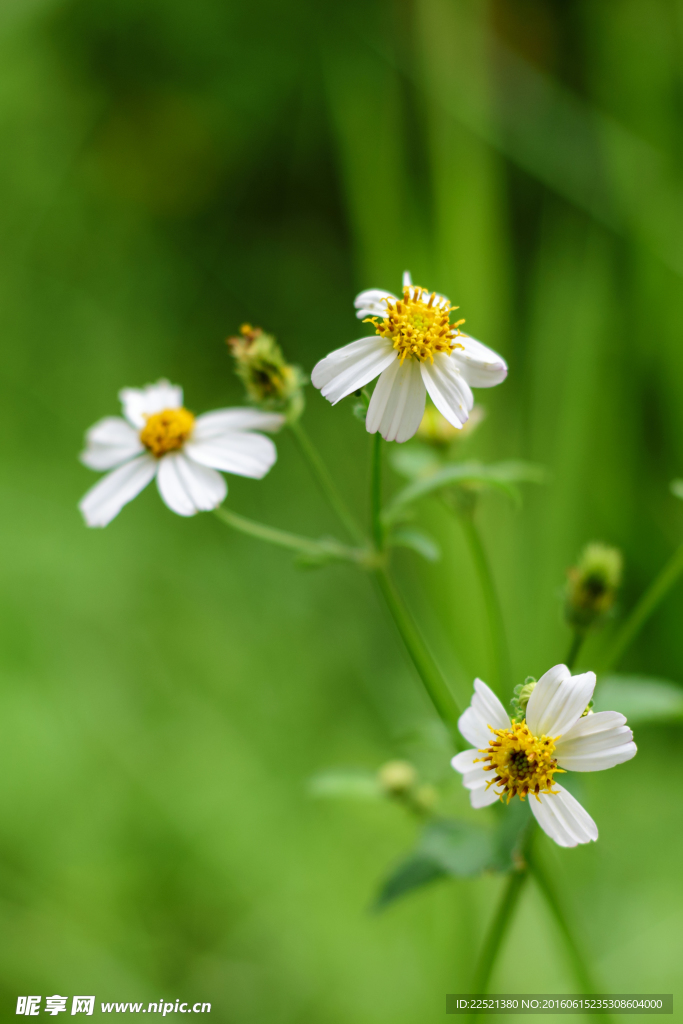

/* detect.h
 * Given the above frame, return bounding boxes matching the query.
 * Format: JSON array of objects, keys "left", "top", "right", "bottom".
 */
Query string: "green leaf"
[
  {"left": 384, "top": 460, "right": 546, "bottom": 521},
  {"left": 374, "top": 817, "right": 496, "bottom": 910},
  {"left": 419, "top": 818, "right": 496, "bottom": 875},
  {"left": 308, "top": 770, "right": 382, "bottom": 800},
  {"left": 670, "top": 479, "right": 683, "bottom": 501},
  {"left": 390, "top": 444, "right": 442, "bottom": 481},
  {"left": 386, "top": 526, "right": 441, "bottom": 562},
  {"left": 594, "top": 675, "right": 683, "bottom": 725},
  {"left": 374, "top": 856, "right": 446, "bottom": 910}
]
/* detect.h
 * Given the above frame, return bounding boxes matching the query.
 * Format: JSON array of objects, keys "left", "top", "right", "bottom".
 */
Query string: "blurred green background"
[{"left": 2, "top": 0, "right": 683, "bottom": 1018}]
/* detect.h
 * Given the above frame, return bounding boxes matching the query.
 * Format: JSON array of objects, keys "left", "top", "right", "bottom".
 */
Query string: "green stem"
[
  {"left": 565, "top": 629, "right": 586, "bottom": 671},
  {"left": 470, "top": 869, "right": 528, "bottom": 998},
  {"left": 602, "top": 540, "right": 683, "bottom": 670},
  {"left": 290, "top": 419, "right": 365, "bottom": 544},
  {"left": 213, "top": 507, "right": 368, "bottom": 565},
  {"left": 369, "top": 436, "right": 463, "bottom": 747},
  {"left": 371, "top": 432, "right": 384, "bottom": 551},
  {"left": 457, "top": 511, "right": 512, "bottom": 696},
  {"left": 526, "top": 844, "right": 599, "bottom": 994},
  {"left": 374, "top": 568, "right": 464, "bottom": 748}
]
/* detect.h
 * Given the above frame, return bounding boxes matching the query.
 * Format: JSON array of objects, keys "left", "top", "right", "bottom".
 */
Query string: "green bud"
[
  {"left": 565, "top": 542, "right": 623, "bottom": 630},
  {"left": 227, "top": 324, "right": 307, "bottom": 421},
  {"left": 378, "top": 759, "right": 417, "bottom": 796},
  {"left": 351, "top": 388, "right": 371, "bottom": 423},
  {"left": 510, "top": 676, "right": 536, "bottom": 719}
]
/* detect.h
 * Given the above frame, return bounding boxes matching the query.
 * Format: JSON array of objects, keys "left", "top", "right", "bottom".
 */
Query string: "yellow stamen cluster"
[
  {"left": 139, "top": 407, "right": 195, "bottom": 458},
  {"left": 476, "top": 721, "right": 564, "bottom": 803},
  {"left": 366, "top": 285, "right": 465, "bottom": 365}
]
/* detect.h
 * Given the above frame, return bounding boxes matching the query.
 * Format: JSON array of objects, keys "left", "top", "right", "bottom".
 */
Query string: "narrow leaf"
[
  {"left": 390, "top": 444, "right": 443, "bottom": 481},
  {"left": 418, "top": 818, "right": 496, "bottom": 876},
  {"left": 374, "top": 856, "right": 446, "bottom": 910},
  {"left": 387, "top": 526, "right": 441, "bottom": 562},
  {"left": 385, "top": 460, "right": 545, "bottom": 518},
  {"left": 374, "top": 817, "right": 496, "bottom": 911}
]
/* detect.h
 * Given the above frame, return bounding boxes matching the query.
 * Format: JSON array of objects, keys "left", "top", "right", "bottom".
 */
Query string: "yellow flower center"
[
  {"left": 139, "top": 407, "right": 195, "bottom": 458},
  {"left": 366, "top": 285, "right": 465, "bottom": 364},
  {"left": 476, "top": 720, "right": 565, "bottom": 803}
]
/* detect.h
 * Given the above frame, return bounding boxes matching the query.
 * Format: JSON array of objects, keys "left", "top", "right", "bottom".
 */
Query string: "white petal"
[
  {"left": 451, "top": 748, "right": 501, "bottom": 804},
  {"left": 119, "top": 380, "right": 184, "bottom": 428},
  {"left": 311, "top": 336, "right": 397, "bottom": 405},
  {"left": 458, "top": 707, "right": 492, "bottom": 748},
  {"left": 555, "top": 711, "right": 637, "bottom": 772},
  {"left": 461, "top": 765, "right": 490, "bottom": 790},
  {"left": 186, "top": 431, "right": 277, "bottom": 479},
  {"left": 79, "top": 454, "right": 157, "bottom": 527},
  {"left": 471, "top": 785, "right": 502, "bottom": 808},
  {"left": 451, "top": 748, "right": 479, "bottom": 773},
  {"left": 80, "top": 417, "right": 143, "bottom": 470},
  {"left": 157, "top": 452, "right": 226, "bottom": 517},
  {"left": 353, "top": 289, "right": 398, "bottom": 320},
  {"left": 529, "top": 784, "right": 598, "bottom": 847},
  {"left": 365, "top": 357, "right": 426, "bottom": 443},
  {"left": 472, "top": 677, "right": 511, "bottom": 731},
  {"left": 457, "top": 678, "right": 511, "bottom": 748},
  {"left": 193, "top": 409, "right": 284, "bottom": 436},
  {"left": 526, "top": 666, "right": 596, "bottom": 738},
  {"left": 420, "top": 352, "right": 473, "bottom": 429},
  {"left": 462, "top": 770, "right": 493, "bottom": 790},
  {"left": 402, "top": 271, "right": 412, "bottom": 288},
  {"left": 451, "top": 335, "right": 508, "bottom": 388}
]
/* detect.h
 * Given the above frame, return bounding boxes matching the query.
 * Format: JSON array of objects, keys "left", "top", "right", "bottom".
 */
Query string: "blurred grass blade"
[
  {"left": 415, "top": 0, "right": 683, "bottom": 278},
  {"left": 595, "top": 675, "right": 683, "bottom": 725},
  {"left": 321, "top": 28, "right": 416, "bottom": 281}
]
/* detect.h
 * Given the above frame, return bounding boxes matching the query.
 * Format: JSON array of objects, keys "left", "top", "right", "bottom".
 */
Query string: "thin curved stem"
[
  {"left": 470, "top": 868, "right": 528, "bottom": 1000},
  {"left": 213, "top": 507, "right": 369, "bottom": 565},
  {"left": 565, "top": 629, "right": 586, "bottom": 671},
  {"left": 374, "top": 569, "right": 464, "bottom": 748},
  {"left": 526, "top": 844, "right": 599, "bottom": 994},
  {"left": 602, "top": 540, "right": 683, "bottom": 670},
  {"left": 456, "top": 511, "right": 512, "bottom": 696},
  {"left": 289, "top": 418, "right": 365, "bottom": 545},
  {"left": 469, "top": 821, "right": 600, "bottom": 1006}
]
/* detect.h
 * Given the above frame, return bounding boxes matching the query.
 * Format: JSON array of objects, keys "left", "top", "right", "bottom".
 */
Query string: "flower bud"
[
  {"left": 378, "top": 759, "right": 418, "bottom": 796},
  {"left": 416, "top": 403, "right": 485, "bottom": 446},
  {"left": 227, "top": 324, "right": 306, "bottom": 421},
  {"left": 565, "top": 542, "right": 623, "bottom": 630},
  {"left": 510, "top": 677, "right": 536, "bottom": 720}
]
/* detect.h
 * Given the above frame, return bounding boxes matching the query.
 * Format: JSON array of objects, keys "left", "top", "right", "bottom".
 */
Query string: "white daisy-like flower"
[
  {"left": 451, "top": 665, "right": 637, "bottom": 848},
  {"left": 79, "top": 380, "right": 283, "bottom": 527},
  {"left": 311, "top": 271, "right": 507, "bottom": 443}
]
